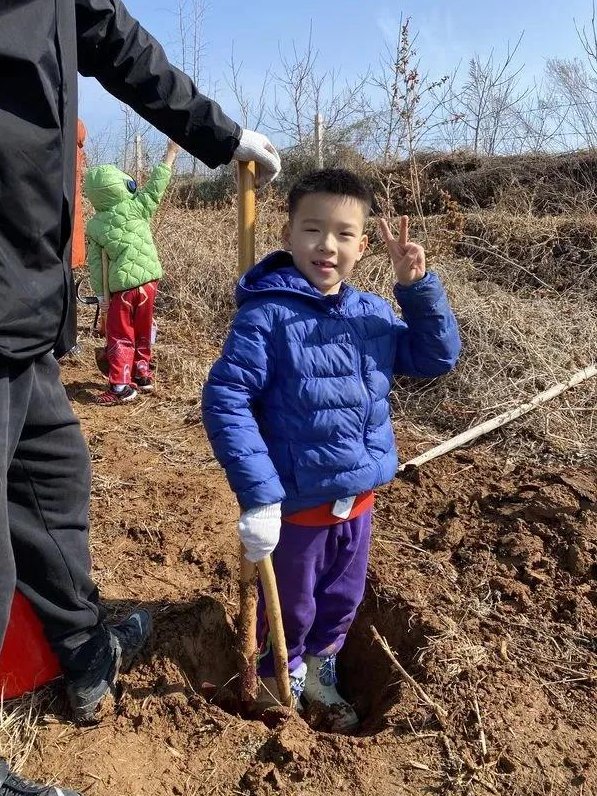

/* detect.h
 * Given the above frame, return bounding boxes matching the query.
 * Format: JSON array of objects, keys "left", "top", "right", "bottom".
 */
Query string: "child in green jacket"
[{"left": 85, "top": 139, "right": 180, "bottom": 404}]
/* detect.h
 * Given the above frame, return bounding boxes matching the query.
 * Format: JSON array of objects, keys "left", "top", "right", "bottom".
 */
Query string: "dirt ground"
[{"left": 21, "top": 326, "right": 597, "bottom": 796}]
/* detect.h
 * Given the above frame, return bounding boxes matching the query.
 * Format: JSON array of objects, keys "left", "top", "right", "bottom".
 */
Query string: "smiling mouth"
[{"left": 312, "top": 260, "right": 336, "bottom": 269}]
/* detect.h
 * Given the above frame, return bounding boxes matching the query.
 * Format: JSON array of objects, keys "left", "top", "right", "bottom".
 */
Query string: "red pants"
[{"left": 105, "top": 281, "right": 158, "bottom": 385}]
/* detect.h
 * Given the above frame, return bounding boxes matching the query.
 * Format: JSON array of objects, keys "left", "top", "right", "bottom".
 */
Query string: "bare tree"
[
  {"left": 175, "top": 0, "right": 209, "bottom": 175},
  {"left": 266, "top": 23, "right": 369, "bottom": 160},
  {"left": 506, "top": 81, "right": 569, "bottom": 153},
  {"left": 119, "top": 103, "right": 153, "bottom": 174},
  {"left": 226, "top": 43, "right": 269, "bottom": 130},
  {"left": 85, "top": 123, "right": 120, "bottom": 167},
  {"left": 539, "top": 2, "right": 597, "bottom": 150},
  {"left": 546, "top": 57, "right": 597, "bottom": 148},
  {"left": 176, "top": 0, "right": 206, "bottom": 85},
  {"left": 441, "top": 34, "right": 529, "bottom": 155},
  {"left": 575, "top": 0, "right": 597, "bottom": 77}
]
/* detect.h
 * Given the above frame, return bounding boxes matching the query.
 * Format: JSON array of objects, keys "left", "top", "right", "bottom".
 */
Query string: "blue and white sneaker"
[
  {"left": 66, "top": 609, "right": 152, "bottom": 723},
  {"left": 303, "top": 654, "right": 359, "bottom": 732}
]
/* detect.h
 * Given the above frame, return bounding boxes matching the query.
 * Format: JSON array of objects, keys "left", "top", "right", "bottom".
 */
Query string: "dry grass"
[
  {"left": 0, "top": 693, "right": 43, "bottom": 773},
  {"left": 154, "top": 191, "right": 285, "bottom": 339}
]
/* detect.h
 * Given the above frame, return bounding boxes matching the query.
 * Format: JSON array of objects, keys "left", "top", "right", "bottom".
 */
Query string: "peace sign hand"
[{"left": 379, "top": 215, "right": 426, "bottom": 287}]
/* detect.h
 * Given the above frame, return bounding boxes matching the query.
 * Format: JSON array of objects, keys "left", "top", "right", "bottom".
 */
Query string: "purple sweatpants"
[{"left": 257, "top": 509, "right": 372, "bottom": 676}]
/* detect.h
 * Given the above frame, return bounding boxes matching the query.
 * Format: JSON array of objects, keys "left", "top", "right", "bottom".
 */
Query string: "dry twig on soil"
[{"left": 370, "top": 624, "right": 448, "bottom": 728}]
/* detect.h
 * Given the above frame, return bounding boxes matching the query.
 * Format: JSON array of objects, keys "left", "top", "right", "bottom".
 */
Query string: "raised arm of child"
[
  {"left": 134, "top": 140, "right": 180, "bottom": 219},
  {"left": 379, "top": 215, "right": 461, "bottom": 377}
]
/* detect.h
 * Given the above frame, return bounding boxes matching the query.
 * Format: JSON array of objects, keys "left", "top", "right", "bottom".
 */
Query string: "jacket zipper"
[
  {"left": 331, "top": 298, "right": 384, "bottom": 483},
  {"left": 334, "top": 302, "right": 372, "bottom": 441}
]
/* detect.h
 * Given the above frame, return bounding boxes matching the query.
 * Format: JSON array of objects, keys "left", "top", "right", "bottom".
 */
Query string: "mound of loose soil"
[
  {"left": 379, "top": 151, "right": 597, "bottom": 216},
  {"left": 17, "top": 334, "right": 596, "bottom": 796},
  {"left": 458, "top": 212, "right": 597, "bottom": 291}
]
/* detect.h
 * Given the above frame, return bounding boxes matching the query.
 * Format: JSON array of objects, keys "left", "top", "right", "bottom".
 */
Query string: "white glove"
[
  {"left": 232, "top": 129, "right": 281, "bottom": 187},
  {"left": 238, "top": 502, "right": 281, "bottom": 562}
]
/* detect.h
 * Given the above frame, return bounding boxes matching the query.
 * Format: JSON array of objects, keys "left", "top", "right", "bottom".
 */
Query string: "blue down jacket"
[{"left": 202, "top": 251, "right": 460, "bottom": 513}]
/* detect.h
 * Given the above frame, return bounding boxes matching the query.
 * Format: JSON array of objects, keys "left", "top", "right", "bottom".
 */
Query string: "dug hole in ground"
[{"left": 3, "top": 163, "right": 597, "bottom": 796}]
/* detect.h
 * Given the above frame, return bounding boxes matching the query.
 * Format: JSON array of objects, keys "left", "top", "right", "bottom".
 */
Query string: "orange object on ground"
[
  {"left": 71, "top": 119, "right": 87, "bottom": 268},
  {"left": 0, "top": 590, "right": 62, "bottom": 699}
]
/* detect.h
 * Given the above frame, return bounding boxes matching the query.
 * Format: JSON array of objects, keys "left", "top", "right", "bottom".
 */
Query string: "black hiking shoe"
[
  {"left": 0, "top": 759, "right": 80, "bottom": 796},
  {"left": 65, "top": 609, "right": 152, "bottom": 723}
]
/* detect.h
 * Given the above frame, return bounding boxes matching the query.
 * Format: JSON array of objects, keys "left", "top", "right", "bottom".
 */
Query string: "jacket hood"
[
  {"left": 236, "top": 250, "right": 357, "bottom": 309},
  {"left": 84, "top": 165, "right": 135, "bottom": 211}
]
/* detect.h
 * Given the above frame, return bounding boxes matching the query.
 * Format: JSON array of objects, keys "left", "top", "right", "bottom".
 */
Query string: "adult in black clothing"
[{"left": 0, "top": 1, "right": 280, "bottom": 793}]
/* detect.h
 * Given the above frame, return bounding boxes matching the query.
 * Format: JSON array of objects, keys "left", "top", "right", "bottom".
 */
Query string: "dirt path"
[{"left": 25, "top": 333, "right": 597, "bottom": 796}]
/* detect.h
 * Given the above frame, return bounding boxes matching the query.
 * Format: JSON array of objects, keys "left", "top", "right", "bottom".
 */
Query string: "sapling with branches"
[{"left": 368, "top": 17, "right": 450, "bottom": 233}]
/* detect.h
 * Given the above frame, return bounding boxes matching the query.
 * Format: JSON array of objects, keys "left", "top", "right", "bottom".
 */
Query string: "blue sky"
[{"left": 79, "top": 0, "right": 595, "bottom": 144}]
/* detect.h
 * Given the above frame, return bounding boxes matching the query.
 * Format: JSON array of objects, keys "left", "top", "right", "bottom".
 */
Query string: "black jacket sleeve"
[{"left": 75, "top": 0, "right": 241, "bottom": 168}]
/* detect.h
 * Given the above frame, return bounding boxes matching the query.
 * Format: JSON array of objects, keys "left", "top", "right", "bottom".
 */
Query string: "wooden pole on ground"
[
  {"left": 399, "top": 364, "right": 597, "bottom": 472},
  {"left": 237, "top": 161, "right": 292, "bottom": 707}
]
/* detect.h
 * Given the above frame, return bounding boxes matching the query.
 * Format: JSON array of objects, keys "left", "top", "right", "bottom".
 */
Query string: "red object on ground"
[{"left": 0, "top": 590, "right": 62, "bottom": 699}]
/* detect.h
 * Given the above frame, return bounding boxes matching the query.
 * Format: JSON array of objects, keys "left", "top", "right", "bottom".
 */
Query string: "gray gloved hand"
[
  {"left": 238, "top": 502, "right": 281, "bottom": 562},
  {"left": 232, "top": 129, "right": 281, "bottom": 187}
]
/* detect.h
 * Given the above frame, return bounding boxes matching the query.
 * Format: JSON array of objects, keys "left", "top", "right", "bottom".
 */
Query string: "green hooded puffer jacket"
[{"left": 85, "top": 162, "right": 172, "bottom": 295}]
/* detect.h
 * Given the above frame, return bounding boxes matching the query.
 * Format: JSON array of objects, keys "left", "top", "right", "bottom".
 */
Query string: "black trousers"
[{"left": 0, "top": 354, "right": 108, "bottom": 675}]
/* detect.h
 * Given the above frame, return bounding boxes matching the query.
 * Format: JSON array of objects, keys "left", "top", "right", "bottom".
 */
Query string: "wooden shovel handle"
[
  {"left": 236, "top": 162, "right": 291, "bottom": 708},
  {"left": 101, "top": 249, "right": 111, "bottom": 302},
  {"left": 238, "top": 549, "right": 292, "bottom": 708},
  {"left": 100, "top": 249, "right": 110, "bottom": 337},
  {"left": 237, "top": 161, "right": 256, "bottom": 275},
  {"left": 256, "top": 555, "right": 291, "bottom": 706},
  {"left": 237, "top": 165, "right": 258, "bottom": 703}
]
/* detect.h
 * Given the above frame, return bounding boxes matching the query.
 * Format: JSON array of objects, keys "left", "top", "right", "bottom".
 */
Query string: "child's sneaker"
[
  {"left": 134, "top": 375, "right": 154, "bottom": 393},
  {"left": 95, "top": 384, "right": 137, "bottom": 405},
  {"left": 0, "top": 759, "right": 81, "bottom": 796},
  {"left": 303, "top": 654, "right": 359, "bottom": 732},
  {"left": 256, "top": 661, "right": 307, "bottom": 712},
  {"left": 66, "top": 609, "right": 152, "bottom": 723}
]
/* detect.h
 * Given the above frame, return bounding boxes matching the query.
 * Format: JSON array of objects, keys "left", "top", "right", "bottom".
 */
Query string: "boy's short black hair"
[{"left": 288, "top": 168, "right": 374, "bottom": 219}]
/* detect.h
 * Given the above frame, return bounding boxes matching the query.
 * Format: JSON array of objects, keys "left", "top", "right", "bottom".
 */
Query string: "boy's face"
[{"left": 283, "top": 193, "right": 368, "bottom": 295}]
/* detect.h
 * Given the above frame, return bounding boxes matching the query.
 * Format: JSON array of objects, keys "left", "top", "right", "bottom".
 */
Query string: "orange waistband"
[{"left": 283, "top": 491, "right": 374, "bottom": 527}]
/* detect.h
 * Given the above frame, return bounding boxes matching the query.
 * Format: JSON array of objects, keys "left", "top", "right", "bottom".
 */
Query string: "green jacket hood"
[{"left": 84, "top": 165, "right": 136, "bottom": 211}]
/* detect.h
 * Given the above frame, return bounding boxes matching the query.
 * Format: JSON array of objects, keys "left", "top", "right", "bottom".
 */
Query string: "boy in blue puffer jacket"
[{"left": 202, "top": 169, "right": 460, "bottom": 731}]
